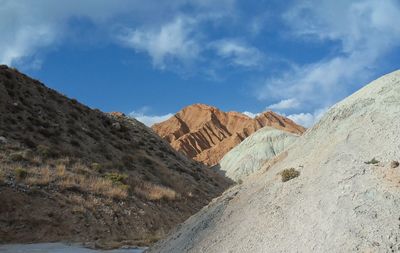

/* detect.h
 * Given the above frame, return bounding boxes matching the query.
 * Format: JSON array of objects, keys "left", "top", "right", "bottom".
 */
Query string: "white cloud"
[
  {"left": 129, "top": 111, "right": 173, "bottom": 127},
  {"left": 287, "top": 107, "right": 327, "bottom": 128},
  {"left": 119, "top": 17, "right": 200, "bottom": 69},
  {"left": 0, "top": 0, "right": 143, "bottom": 66},
  {"left": 211, "top": 39, "right": 264, "bottom": 67},
  {"left": 242, "top": 106, "right": 326, "bottom": 128},
  {"left": 0, "top": 0, "right": 237, "bottom": 68},
  {"left": 258, "top": 0, "right": 400, "bottom": 113},
  {"left": 242, "top": 111, "right": 259, "bottom": 118},
  {"left": 267, "top": 98, "right": 300, "bottom": 110},
  {"left": 287, "top": 113, "right": 314, "bottom": 128}
]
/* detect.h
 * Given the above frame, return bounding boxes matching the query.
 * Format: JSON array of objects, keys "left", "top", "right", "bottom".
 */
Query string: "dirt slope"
[
  {"left": 152, "top": 104, "right": 305, "bottom": 166},
  {"left": 0, "top": 65, "right": 232, "bottom": 248},
  {"left": 149, "top": 70, "right": 400, "bottom": 252}
]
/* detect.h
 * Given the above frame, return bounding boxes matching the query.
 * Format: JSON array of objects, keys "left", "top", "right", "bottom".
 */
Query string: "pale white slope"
[
  {"left": 218, "top": 127, "right": 299, "bottom": 181},
  {"left": 148, "top": 70, "right": 400, "bottom": 253}
]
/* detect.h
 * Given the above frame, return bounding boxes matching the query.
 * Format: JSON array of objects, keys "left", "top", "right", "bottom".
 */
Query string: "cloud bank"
[
  {"left": 2, "top": 1, "right": 399, "bottom": 128},
  {"left": 258, "top": 0, "right": 400, "bottom": 114}
]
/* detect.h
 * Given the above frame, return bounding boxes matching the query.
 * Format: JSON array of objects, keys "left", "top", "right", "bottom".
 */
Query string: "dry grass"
[
  {"left": 138, "top": 230, "right": 166, "bottom": 245},
  {"left": 5, "top": 163, "right": 129, "bottom": 199},
  {"left": 68, "top": 194, "right": 103, "bottom": 213},
  {"left": 59, "top": 173, "right": 128, "bottom": 199},
  {"left": 25, "top": 166, "right": 52, "bottom": 185},
  {"left": 135, "top": 182, "right": 178, "bottom": 201}
]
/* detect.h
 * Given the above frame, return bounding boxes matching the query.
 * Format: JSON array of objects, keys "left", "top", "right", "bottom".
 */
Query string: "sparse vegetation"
[
  {"left": 365, "top": 158, "right": 379, "bottom": 165},
  {"left": 8, "top": 163, "right": 129, "bottom": 199},
  {"left": 281, "top": 168, "right": 300, "bottom": 182}
]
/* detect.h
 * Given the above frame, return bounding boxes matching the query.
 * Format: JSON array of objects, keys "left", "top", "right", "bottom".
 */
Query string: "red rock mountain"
[{"left": 152, "top": 104, "right": 305, "bottom": 166}]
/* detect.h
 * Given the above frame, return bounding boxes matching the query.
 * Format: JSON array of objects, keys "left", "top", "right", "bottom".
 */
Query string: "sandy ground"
[
  {"left": 149, "top": 70, "right": 400, "bottom": 252},
  {"left": 0, "top": 243, "right": 146, "bottom": 253}
]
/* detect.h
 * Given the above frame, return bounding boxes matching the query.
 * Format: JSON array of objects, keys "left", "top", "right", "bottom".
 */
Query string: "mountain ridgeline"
[{"left": 152, "top": 104, "right": 305, "bottom": 166}]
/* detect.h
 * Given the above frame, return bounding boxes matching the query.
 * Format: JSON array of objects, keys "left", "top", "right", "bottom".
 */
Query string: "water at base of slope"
[{"left": 0, "top": 243, "right": 147, "bottom": 253}]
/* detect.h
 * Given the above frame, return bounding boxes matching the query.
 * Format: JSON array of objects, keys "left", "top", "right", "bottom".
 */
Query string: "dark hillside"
[{"left": 0, "top": 65, "right": 232, "bottom": 248}]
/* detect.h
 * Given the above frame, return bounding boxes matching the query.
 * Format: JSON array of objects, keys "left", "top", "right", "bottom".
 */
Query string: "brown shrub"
[
  {"left": 15, "top": 168, "right": 28, "bottom": 180},
  {"left": 281, "top": 168, "right": 300, "bottom": 182}
]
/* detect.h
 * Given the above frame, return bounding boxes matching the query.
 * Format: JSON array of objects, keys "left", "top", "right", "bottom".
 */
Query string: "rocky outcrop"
[
  {"left": 152, "top": 104, "right": 305, "bottom": 166},
  {"left": 217, "top": 127, "right": 299, "bottom": 182},
  {"left": 149, "top": 70, "right": 400, "bottom": 252}
]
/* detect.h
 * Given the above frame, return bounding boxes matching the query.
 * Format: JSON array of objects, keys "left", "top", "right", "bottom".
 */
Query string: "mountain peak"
[{"left": 152, "top": 104, "right": 305, "bottom": 166}]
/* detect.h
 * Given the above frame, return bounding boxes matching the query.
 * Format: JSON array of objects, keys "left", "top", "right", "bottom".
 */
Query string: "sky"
[{"left": 1, "top": 0, "right": 400, "bottom": 127}]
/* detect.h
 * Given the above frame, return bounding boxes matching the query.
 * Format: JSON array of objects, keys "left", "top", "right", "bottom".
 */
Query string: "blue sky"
[{"left": 1, "top": 0, "right": 400, "bottom": 127}]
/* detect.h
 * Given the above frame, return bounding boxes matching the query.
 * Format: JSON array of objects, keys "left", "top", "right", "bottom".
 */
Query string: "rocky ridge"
[{"left": 152, "top": 104, "right": 305, "bottom": 166}]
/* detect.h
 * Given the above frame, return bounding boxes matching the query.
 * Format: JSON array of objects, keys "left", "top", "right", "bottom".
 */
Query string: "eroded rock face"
[
  {"left": 149, "top": 70, "right": 400, "bottom": 253},
  {"left": 217, "top": 127, "right": 300, "bottom": 182},
  {"left": 152, "top": 104, "right": 305, "bottom": 166}
]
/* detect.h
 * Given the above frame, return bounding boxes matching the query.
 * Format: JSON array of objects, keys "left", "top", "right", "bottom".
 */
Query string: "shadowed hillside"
[{"left": 0, "top": 65, "right": 232, "bottom": 248}]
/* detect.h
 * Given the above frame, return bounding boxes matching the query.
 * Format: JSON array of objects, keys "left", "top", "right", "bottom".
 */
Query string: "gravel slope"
[{"left": 148, "top": 70, "right": 400, "bottom": 253}]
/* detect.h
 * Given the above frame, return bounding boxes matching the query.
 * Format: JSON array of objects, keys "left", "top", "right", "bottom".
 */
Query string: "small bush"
[
  {"left": 90, "top": 163, "right": 103, "bottom": 172},
  {"left": 9, "top": 152, "right": 26, "bottom": 162},
  {"left": 122, "top": 155, "right": 135, "bottom": 166},
  {"left": 365, "top": 158, "right": 379, "bottom": 165},
  {"left": 37, "top": 145, "right": 58, "bottom": 158},
  {"left": 104, "top": 172, "right": 128, "bottom": 184},
  {"left": 15, "top": 168, "right": 28, "bottom": 180},
  {"left": 391, "top": 161, "right": 399, "bottom": 168},
  {"left": 22, "top": 137, "right": 36, "bottom": 148},
  {"left": 281, "top": 168, "right": 300, "bottom": 182},
  {"left": 70, "top": 139, "right": 80, "bottom": 147}
]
